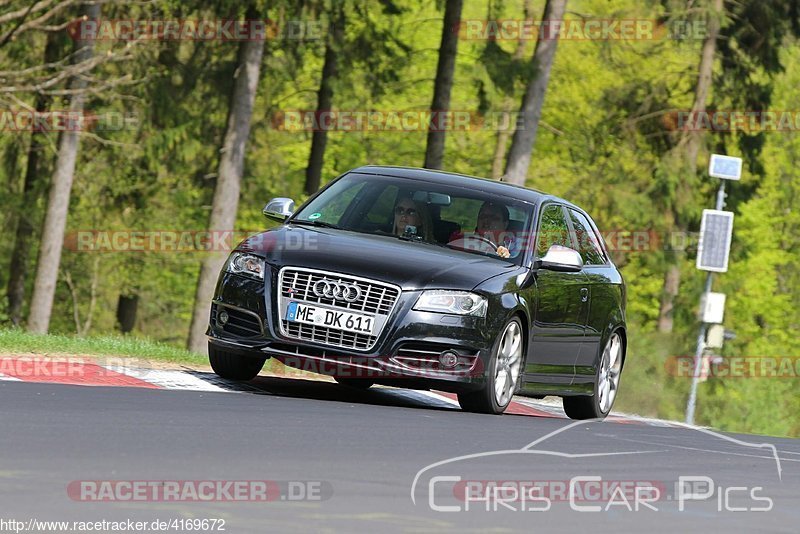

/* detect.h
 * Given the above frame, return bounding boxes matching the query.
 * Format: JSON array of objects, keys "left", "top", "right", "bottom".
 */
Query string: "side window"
[
  {"left": 568, "top": 209, "right": 607, "bottom": 265},
  {"left": 536, "top": 204, "right": 571, "bottom": 257}
]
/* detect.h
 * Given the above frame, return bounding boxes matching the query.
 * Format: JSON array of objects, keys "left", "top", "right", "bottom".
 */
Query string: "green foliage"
[{"left": 0, "top": 0, "right": 799, "bottom": 436}]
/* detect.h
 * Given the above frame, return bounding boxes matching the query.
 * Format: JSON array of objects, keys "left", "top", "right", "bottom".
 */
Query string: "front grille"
[
  {"left": 212, "top": 303, "right": 263, "bottom": 338},
  {"left": 279, "top": 269, "right": 398, "bottom": 314},
  {"left": 284, "top": 320, "right": 374, "bottom": 350},
  {"left": 278, "top": 267, "right": 401, "bottom": 351}
]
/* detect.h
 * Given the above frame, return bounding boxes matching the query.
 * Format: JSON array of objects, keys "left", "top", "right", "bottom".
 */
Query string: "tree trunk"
[
  {"left": 423, "top": 0, "right": 463, "bottom": 170},
  {"left": 6, "top": 34, "right": 60, "bottom": 326},
  {"left": 656, "top": 0, "right": 723, "bottom": 333},
  {"left": 303, "top": 5, "right": 344, "bottom": 196},
  {"left": 27, "top": 3, "right": 99, "bottom": 334},
  {"left": 656, "top": 262, "right": 681, "bottom": 333},
  {"left": 502, "top": 0, "right": 567, "bottom": 185},
  {"left": 491, "top": 127, "right": 511, "bottom": 179},
  {"left": 683, "top": 0, "right": 723, "bottom": 171},
  {"left": 490, "top": 0, "right": 532, "bottom": 180},
  {"left": 186, "top": 31, "right": 265, "bottom": 354}
]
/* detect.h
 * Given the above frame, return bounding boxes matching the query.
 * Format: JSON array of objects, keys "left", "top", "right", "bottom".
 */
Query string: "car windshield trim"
[{"left": 290, "top": 219, "right": 343, "bottom": 230}]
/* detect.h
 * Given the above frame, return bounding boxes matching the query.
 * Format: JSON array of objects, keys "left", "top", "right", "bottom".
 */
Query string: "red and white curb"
[{"left": 0, "top": 356, "right": 676, "bottom": 427}]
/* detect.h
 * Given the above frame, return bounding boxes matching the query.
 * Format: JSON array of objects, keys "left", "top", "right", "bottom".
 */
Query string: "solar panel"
[
  {"left": 697, "top": 210, "right": 734, "bottom": 272},
  {"left": 708, "top": 154, "right": 742, "bottom": 180}
]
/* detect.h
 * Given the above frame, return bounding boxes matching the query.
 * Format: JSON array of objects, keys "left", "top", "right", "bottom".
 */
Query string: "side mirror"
[
  {"left": 263, "top": 197, "right": 295, "bottom": 222},
  {"left": 534, "top": 245, "right": 584, "bottom": 272}
]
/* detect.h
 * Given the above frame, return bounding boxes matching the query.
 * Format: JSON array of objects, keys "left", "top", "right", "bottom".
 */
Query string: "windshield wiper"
[
  {"left": 291, "top": 219, "right": 342, "bottom": 230},
  {"left": 395, "top": 234, "right": 480, "bottom": 253}
]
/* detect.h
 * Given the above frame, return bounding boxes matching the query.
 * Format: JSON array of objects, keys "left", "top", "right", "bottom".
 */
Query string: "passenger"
[{"left": 393, "top": 194, "right": 433, "bottom": 240}]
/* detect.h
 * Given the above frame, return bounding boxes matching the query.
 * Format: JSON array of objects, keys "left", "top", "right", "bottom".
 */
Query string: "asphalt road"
[{"left": 1, "top": 379, "right": 799, "bottom": 533}]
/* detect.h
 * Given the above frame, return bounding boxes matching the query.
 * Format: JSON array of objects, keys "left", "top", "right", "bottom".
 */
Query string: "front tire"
[
  {"left": 563, "top": 331, "right": 623, "bottom": 420},
  {"left": 208, "top": 344, "right": 266, "bottom": 381},
  {"left": 458, "top": 317, "right": 524, "bottom": 414},
  {"left": 334, "top": 377, "right": 374, "bottom": 389}
]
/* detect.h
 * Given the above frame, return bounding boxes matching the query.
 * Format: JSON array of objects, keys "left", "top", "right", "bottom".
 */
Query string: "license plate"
[{"left": 286, "top": 302, "right": 374, "bottom": 335}]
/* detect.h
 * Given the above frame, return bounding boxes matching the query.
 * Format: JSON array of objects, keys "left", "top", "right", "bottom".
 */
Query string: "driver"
[{"left": 476, "top": 201, "right": 513, "bottom": 258}]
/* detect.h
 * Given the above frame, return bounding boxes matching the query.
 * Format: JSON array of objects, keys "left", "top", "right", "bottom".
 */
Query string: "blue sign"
[{"left": 286, "top": 301, "right": 298, "bottom": 321}]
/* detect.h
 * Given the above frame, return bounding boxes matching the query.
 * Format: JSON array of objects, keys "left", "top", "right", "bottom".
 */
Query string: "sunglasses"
[{"left": 394, "top": 206, "right": 417, "bottom": 217}]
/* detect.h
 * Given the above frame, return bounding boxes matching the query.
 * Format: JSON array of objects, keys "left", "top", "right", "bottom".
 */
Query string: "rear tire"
[
  {"left": 458, "top": 317, "right": 524, "bottom": 415},
  {"left": 563, "top": 331, "right": 624, "bottom": 420},
  {"left": 562, "top": 395, "right": 601, "bottom": 420},
  {"left": 208, "top": 344, "right": 266, "bottom": 381}
]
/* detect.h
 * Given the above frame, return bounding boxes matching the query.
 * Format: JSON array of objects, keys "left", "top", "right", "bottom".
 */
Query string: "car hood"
[{"left": 238, "top": 225, "right": 519, "bottom": 291}]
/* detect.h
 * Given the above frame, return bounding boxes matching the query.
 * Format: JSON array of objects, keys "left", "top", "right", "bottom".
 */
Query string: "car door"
[
  {"left": 522, "top": 203, "right": 589, "bottom": 389},
  {"left": 567, "top": 208, "right": 620, "bottom": 391}
]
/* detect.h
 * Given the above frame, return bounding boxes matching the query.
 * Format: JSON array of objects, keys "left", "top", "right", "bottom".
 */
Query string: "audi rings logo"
[{"left": 313, "top": 279, "right": 362, "bottom": 302}]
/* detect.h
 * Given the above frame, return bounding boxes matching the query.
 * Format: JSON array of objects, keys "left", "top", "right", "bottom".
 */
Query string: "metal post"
[{"left": 685, "top": 180, "right": 726, "bottom": 425}]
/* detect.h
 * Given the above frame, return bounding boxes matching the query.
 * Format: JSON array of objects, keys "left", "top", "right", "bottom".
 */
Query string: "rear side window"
[
  {"left": 536, "top": 204, "right": 571, "bottom": 257},
  {"left": 568, "top": 209, "right": 607, "bottom": 265}
]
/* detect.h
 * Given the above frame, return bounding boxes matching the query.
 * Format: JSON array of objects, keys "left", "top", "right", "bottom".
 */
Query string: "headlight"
[
  {"left": 226, "top": 252, "right": 265, "bottom": 280},
  {"left": 413, "top": 290, "right": 487, "bottom": 317}
]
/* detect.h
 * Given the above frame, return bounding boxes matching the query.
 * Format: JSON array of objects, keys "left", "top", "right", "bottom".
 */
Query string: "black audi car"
[{"left": 207, "top": 166, "right": 626, "bottom": 419}]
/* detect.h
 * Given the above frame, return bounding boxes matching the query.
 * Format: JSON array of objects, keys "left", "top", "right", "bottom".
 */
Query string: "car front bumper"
[{"left": 207, "top": 271, "right": 496, "bottom": 392}]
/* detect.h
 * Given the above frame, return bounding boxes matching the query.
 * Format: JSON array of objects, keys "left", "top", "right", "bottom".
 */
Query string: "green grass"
[
  {"left": 614, "top": 327, "right": 691, "bottom": 421},
  {"left": 0, "top": 328, "right": 319, "bottom": 378},
  {"left": 0, "top": 328, "right": 207, "bottom": 366}
]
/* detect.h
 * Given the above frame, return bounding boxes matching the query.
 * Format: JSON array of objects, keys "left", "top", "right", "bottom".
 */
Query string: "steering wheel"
[{"left": 447, "top": 234, "right": 499, "bottom": 255}]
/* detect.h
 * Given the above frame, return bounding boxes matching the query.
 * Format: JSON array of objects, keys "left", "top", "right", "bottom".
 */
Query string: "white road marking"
[
  {"left": 611, "top": 435, "right": 800, "bottom": 465},
  {"left": 373, "top": 386, "right": 459, "bottom": 409},
  {"left": 103, "top": 366, "right": 230, "bottom": 392},
  {"left": 0, "top": 373, "right": 21, "bottom": 381}
]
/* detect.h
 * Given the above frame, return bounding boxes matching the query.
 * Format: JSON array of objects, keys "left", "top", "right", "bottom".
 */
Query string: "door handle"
[{"left": 580, "top": 288, "right": 589, "bottom": 303}]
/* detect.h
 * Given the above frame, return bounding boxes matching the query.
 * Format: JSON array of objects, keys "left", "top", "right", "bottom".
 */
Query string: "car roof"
[{"left": 350, "top": 165, "right": 578, "bottom": 210}]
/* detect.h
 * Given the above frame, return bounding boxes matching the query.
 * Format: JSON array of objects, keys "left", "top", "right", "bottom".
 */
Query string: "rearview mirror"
[
  {"left": 412, "top": 191, "right": 451, "bottom": 206},
  {"left": 534, "top": 245, "right": 583, "bottom": 272},
  {"left": 263, "top": 197, "right": 295, "bottom": 222}
]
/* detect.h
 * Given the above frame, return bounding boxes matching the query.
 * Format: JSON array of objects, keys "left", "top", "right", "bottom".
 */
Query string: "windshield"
[{"left": 291, "top": 172, "right": 534, "bottom": 265}]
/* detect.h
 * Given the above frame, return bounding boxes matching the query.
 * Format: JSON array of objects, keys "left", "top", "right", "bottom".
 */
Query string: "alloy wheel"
[
  {"left": 493, "top": 320, "right": 523, "bottom": 407},
  {"left": 597, "top": 333, "right": 623, "bottom": 413}
]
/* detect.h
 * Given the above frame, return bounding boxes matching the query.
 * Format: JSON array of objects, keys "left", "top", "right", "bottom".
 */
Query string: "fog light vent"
[{"left": 439, "top": 350, "right": 459, "bottom": 369}]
